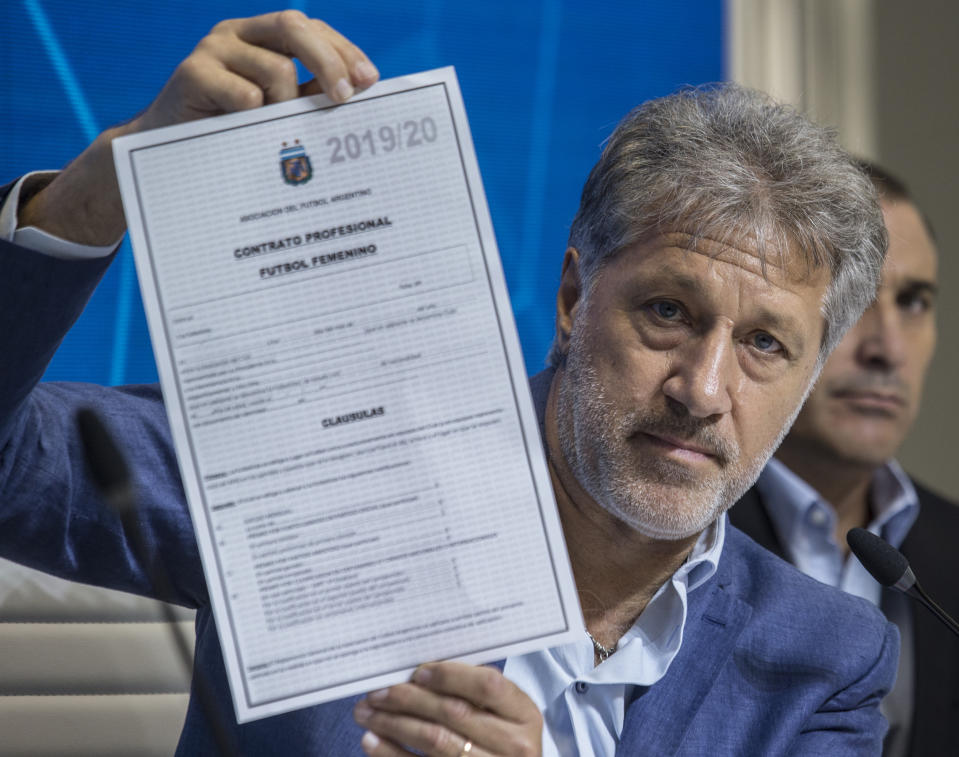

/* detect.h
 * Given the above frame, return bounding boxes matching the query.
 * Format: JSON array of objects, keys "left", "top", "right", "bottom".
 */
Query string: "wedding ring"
[{"left": 458, "top": 740, "right": 473, "bottom": 757}]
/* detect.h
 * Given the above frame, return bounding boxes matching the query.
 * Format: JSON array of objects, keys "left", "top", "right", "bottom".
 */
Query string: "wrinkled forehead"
[{"left": 637, "top": 231, "right": 831, "bottom": 292}]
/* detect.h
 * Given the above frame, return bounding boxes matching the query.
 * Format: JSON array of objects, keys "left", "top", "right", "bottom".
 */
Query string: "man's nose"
[
  {"left": 855, "top": 304, "right": 907, "bottom": 371},
  {"left": 661, "top": 330, "right": 735, "bottom": 418}
]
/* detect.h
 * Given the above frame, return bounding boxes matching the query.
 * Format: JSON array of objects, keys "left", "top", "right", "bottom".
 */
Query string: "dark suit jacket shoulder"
[{"left": 900, "top": 480, "right": 959, "bottom": 756}]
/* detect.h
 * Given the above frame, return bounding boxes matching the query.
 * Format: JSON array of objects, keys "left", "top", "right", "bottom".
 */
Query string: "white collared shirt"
[{"left": 504, "top": 516, "right": 725, "bottom": 756}]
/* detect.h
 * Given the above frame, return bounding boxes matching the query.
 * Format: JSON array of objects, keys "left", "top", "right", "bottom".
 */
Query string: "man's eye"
[
  {"left": 650, "top": 301, "right": 682, "bottom": 320},
  {"left": 752, "top": 332, "right": 782, "bottom": 353},
  {"left": 898, "top": 292, "right": 933, "bottom": 315}
]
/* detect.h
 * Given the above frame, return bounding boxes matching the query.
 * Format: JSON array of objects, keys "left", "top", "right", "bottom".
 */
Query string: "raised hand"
[
  {"left": 19, "top": 11, "right": 378, "bottom": 245},
  {"left": 134, "top": 11, "right": 378, "bottom": 132}
]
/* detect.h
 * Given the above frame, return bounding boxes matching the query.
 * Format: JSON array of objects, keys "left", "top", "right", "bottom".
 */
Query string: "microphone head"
[
  {"left": 76, "top": 408, "right": 133, "bottom": 509},
  {"left": 846, "top": 527, "right": 910, "bottom": 587}
]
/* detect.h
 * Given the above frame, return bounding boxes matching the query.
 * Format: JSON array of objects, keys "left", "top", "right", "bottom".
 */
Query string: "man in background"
[{"left": 731, "top": 164, "right": 959, "bottom": 757}]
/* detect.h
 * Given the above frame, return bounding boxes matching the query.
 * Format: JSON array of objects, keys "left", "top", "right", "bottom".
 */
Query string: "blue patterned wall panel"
[{"left": 1, "top": 0, "right": 723, "bottom": 383}]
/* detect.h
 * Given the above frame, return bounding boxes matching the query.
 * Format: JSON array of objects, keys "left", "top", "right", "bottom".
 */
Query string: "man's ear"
[{"left": 554, "top": 247, "right": 583, "bottom": 359}]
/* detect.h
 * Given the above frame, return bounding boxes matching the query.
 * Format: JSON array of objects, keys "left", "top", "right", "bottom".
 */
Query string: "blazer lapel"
[{"left": 616, "top": 578, "right": 752, "bottom": 755}]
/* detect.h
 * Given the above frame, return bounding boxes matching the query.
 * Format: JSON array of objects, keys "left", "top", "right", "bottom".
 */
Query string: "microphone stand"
[
  {"left": 77, "top": 408, "right": 240, "bottom": 757},
  {"left": 903, "top": 582, "right": 959, "bottom": 638}
]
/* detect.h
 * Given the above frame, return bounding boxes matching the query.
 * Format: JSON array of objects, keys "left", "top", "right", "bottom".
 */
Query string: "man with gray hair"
[{"left": 0, "top": 12, "right": 896, "bottom": 755}]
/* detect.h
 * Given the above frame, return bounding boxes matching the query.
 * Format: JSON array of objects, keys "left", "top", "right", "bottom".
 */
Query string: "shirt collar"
[
  {"left": 680, "top": 509, "right": 725, "bottom": 592},
  {"left": 756, "top": 458, "right": 827, "bottom": 540},
  {"left": 870, "top": 460, "right": 920, "bottom": 548},
  {"left": 756, "top": 457, "right": 919, "bottom": 549},
  {"left": 568, "top": 514, "right": 725, "bottom": 688}
]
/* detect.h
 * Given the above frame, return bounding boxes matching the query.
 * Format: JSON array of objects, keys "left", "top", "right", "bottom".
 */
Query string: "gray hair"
[{"left": 547, "top": 83, "right": 887, "bottom": 367}]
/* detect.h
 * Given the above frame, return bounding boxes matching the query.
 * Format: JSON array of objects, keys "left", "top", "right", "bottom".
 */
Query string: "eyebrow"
[
  {"left": 639, "top": 272, "right": 810, "bottom": 354},
  {"left": 896, "top": 279, "right": 938, "bottom": 297}
]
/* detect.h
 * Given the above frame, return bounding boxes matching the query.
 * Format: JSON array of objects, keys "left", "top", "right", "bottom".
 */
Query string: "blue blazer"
[{"left": 0, "top": 204, "right": 897, "bottom": 755}]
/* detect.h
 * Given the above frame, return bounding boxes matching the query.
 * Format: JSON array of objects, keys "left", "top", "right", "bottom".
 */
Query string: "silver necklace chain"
[{"left": 585, "top": 630, "right": 617, "bottom": 661}]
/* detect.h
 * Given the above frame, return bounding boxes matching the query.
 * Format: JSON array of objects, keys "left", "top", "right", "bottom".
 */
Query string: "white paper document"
[{"left": 113, "top": 68, "right": 582, "bottom": 722}]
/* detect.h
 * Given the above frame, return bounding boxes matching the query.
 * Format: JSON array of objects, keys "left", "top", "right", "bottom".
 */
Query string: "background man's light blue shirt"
[{"left": 755, "top": 458, "right": 918, "bottom": 604}]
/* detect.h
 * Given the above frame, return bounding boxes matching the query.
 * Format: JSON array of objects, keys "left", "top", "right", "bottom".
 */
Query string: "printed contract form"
[{"left": 111, "top": 68, "right": 582, "bottom": 722}]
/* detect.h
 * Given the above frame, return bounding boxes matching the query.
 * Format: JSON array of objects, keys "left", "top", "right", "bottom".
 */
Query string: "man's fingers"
[
  {"left": 355, "top": 699, "right": 487, "bottom": 757},
  {"left": 171, "top": 57, "right": 266, "bottom": 115},
  {"left": 318, "top": 23, "right": 380, "bottom": 89},
  {"left": 135, "top": 12, "right": 380, "bottom": 133},
  {"left": 413, "top": 663, "right": 540, "bottom": 722},
  {"left": 224, "top": 11, "right": 378, "bottom": 102},
  {"left": 195, "top": 36, "right": 299, "bottom": 105},
  {"left": 359, "top": 729, "right": 418, "bottom": 757},
  {"left": 358, "top": 675, "right": 541, "bottom": 756}
]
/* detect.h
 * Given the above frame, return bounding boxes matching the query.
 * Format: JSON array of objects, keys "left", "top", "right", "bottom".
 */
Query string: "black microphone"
[
  {"left": 847, "top": 527, "right": 959, "bottom": 638},
  {"left": 77, "top": 408, "right": 135, "bottom": 512},
  {"left": 76, "top": 408, "right": 240, "bottom": 757}
]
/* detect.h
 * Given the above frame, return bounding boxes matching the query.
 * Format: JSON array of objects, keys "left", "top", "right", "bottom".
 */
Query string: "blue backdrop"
[{"left": 1, "top": 0, "right": 723, "bottom": 382}]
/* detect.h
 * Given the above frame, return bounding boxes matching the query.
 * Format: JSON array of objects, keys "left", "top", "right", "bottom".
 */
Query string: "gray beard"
[{"left": 556, "top": 330, "right": 796, "bottom": 540}]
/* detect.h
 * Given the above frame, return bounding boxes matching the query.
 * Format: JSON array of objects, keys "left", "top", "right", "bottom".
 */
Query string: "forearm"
[{"left": 16, "top": 122, "right": 136, "bottom": 246}]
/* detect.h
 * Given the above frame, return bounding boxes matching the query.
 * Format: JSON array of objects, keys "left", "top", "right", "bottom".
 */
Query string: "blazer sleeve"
[
  {"left": 787, "top": 619, "right": 899, "bottom": 756},
  {"left": 0, "top": 225, "right": 207, "bottom": 608}
]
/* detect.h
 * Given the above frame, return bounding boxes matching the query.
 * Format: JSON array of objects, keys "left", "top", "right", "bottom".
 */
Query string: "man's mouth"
[
  {"left": 831, "top": 389, "right": 906, "bottom": 414},
  {"left": 637, "top": 431, "right": 723, "bottom": 464}
]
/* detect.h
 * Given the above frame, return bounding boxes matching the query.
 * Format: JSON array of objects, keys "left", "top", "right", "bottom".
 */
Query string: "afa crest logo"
[{"left": 280, "top": 140, "right": 312, "bottom": 185}]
